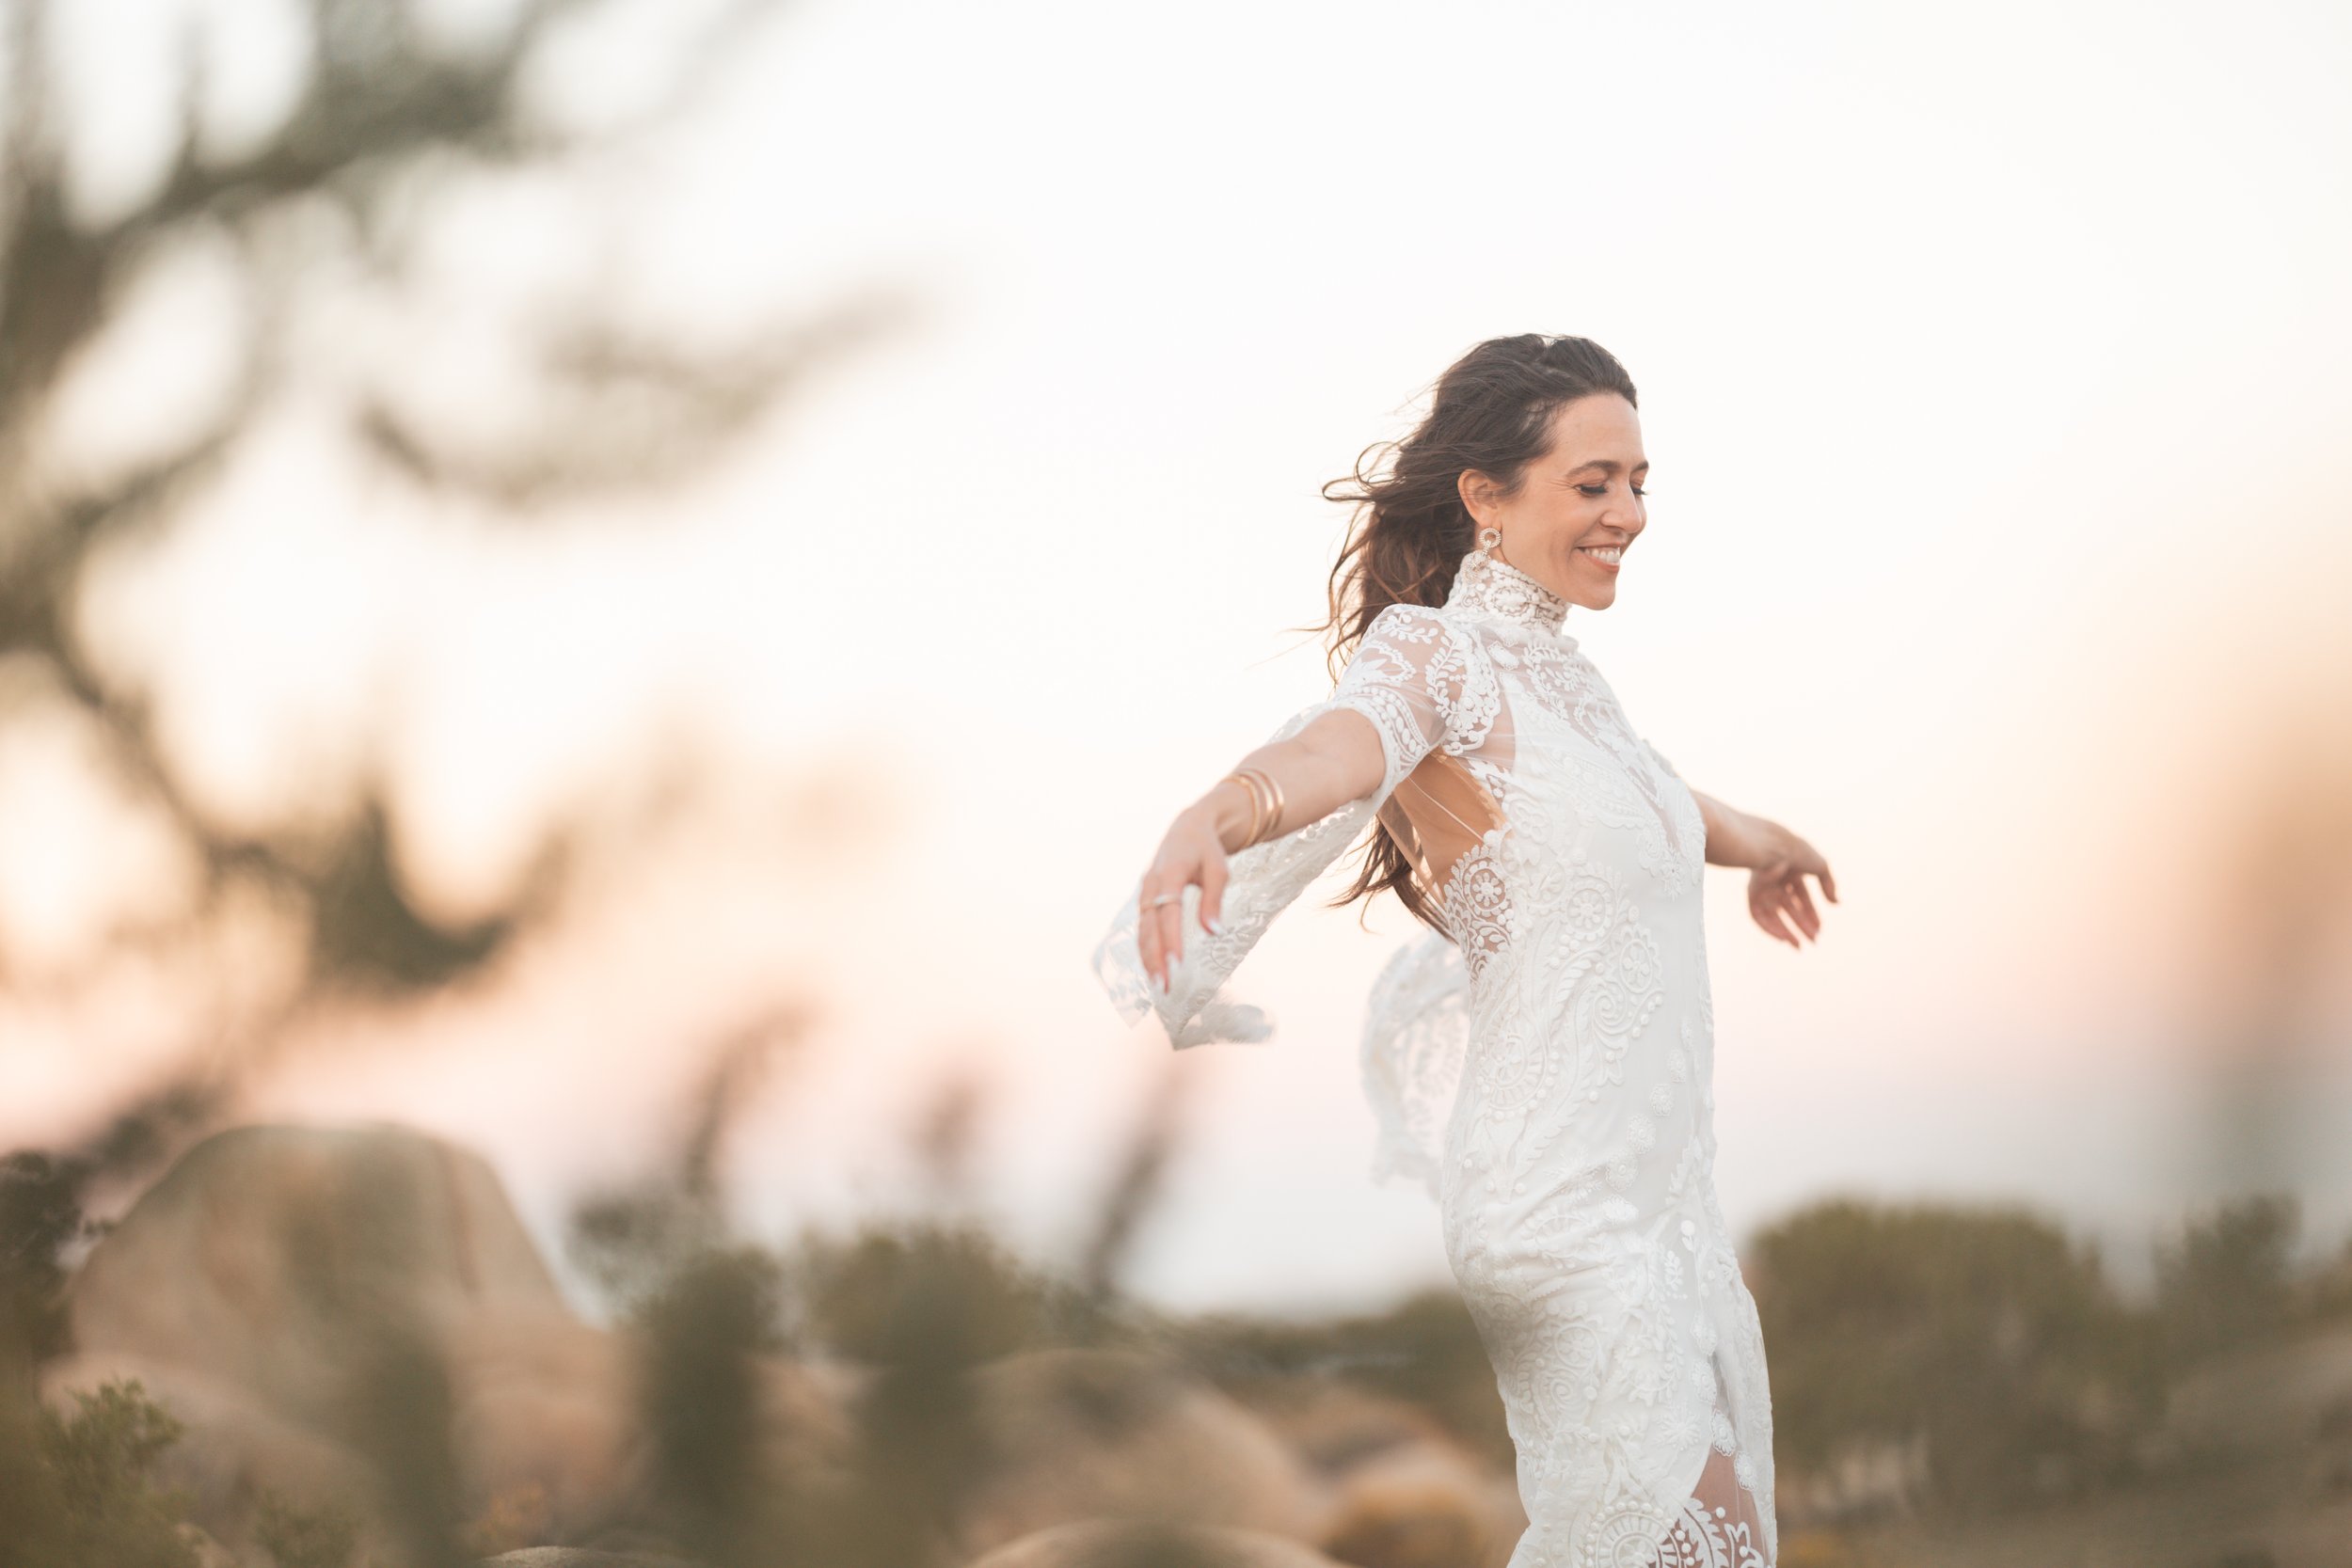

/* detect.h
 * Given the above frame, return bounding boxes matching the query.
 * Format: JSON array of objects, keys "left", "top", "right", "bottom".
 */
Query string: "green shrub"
[
  {"left": 1750, "top": 1196, "right": 2167, "bottom": 1515},
  {"left": 0, "top": 1377, "right": 199, "bottom": 1568},
  {"left": 253, "top": 1484, "right": 363, "bottom": 1568},
  {"left": 2153, "top": 1193, "right": 2299, "bottom": 1367}
]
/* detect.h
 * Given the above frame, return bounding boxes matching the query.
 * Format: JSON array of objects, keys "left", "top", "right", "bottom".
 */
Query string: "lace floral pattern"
[
  {"left": 1091, "top": 546, "right": 1778, "bottom": 1565},
  {"left": 1359, "top": 930, "right": 1474, "bottom": 1194},
  {"left": 1331, "top": 601, "right": 1504, "bottom": 780},
  {"left": 1513, "top": 640, "right": 1704, "bottom": 900},
  {"left": 1442, "top": 830, "right": 1515, "bottom": 979}
]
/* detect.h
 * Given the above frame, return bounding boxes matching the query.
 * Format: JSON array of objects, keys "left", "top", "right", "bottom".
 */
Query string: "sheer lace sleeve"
[
  {"left": 1089, "top": 604, "right": 1489, "bottom": 1051},
  {"left": 1328, "top": 604, "right": 1499, "bottom": 801}
]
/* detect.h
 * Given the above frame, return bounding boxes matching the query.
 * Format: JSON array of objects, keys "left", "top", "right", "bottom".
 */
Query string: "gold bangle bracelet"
[
  {"left": 1252, "top": 768, "right": 1286, "bottom": 840},
  {"left": 1242, "top": 770, "right": 1279, "bottom": 846},
  {"left": 1237, "top": 771, "right": 1271, "bottom": 847},
  {"left": 1235, "top": 766, "right": 1284, "bottom": 847},
  {"left": 1217, "top": 771, "right": 1269, "bottom": 848}
]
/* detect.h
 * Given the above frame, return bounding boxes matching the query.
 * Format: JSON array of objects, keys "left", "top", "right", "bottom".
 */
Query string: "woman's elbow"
[{"left": 1300, "top": 707, "right": 1389, "bottom": 803}]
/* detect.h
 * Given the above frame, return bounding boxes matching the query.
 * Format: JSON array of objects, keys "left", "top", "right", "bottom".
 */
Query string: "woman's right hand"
[
  {"left": 1135, "top": 800, "right": 1233, "bottom": 993},
  {"left": 1129, "top": 714, "right": 1384, "bottom": 993}
]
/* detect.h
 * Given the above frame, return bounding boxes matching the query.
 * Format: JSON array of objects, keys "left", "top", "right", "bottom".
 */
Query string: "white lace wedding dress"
[{"left": 1091, "top": 545, "right": 1778, "bottom": 1567}]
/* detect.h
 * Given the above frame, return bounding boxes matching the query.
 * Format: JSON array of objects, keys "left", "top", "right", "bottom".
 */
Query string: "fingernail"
[{"left": 1205, "top": 915, "right": 1224, "bottom": 935}]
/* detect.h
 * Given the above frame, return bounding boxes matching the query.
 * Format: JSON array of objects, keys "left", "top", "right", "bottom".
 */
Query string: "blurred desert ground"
[{"left": 1, "top": 0, "right": 2350, "bottom": 1563}]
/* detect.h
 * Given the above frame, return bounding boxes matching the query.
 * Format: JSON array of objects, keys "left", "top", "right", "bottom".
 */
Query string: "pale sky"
[{"left": 5, "top": 0, "right": 2351, "bottom": 1316}]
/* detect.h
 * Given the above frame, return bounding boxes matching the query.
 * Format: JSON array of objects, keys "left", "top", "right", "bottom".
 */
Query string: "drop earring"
[{"left": 1477, "top": 525, "right": 1502, "bottom": 553}]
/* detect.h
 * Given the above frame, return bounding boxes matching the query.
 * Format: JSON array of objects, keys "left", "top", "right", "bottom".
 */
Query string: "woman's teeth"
[{"left": 1581, "top": 546, "right": 1623, "bottom": 564}]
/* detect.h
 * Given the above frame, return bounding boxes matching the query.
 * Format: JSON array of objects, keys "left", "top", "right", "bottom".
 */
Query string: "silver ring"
[{"left": 1145, "top": 892, "right": 1179, "bottom": 909}]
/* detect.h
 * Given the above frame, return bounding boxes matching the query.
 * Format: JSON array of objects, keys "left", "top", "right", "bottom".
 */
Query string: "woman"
[{"left": 1090, "top": 335, "right": 1835, "bottom": 1567}]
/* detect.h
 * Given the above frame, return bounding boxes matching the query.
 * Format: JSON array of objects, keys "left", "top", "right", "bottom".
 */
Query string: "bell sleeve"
[{"left": 1089, "top": 604, "right": 1487, "bottom": 1050}]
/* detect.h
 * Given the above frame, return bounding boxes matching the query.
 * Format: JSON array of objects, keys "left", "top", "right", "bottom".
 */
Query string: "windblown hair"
[{"left": 1309, "top": 333, "right": 1639, "bottom": 932}]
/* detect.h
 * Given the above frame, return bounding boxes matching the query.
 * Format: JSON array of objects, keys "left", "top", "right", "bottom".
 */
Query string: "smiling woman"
[{"left": 1093, "top": 334, "right": 1837, "bottom": 1567}]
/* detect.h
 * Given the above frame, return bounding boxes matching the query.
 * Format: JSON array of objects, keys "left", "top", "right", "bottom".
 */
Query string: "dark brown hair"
[{"left": 1309, "top": 333, "right": 1640, "bottom": 931}]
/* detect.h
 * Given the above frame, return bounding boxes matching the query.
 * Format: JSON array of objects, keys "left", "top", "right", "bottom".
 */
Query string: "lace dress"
[{"left": 1091, "top": 546, "right": 1778, "bottom": 1568}]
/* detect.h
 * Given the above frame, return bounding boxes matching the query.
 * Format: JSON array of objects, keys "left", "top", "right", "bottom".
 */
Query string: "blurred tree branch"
[{"left": 0, "top": 0, "right": 900, "bottom": 1059}]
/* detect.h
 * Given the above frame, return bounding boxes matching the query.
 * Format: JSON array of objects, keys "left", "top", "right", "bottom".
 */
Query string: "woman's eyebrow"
[{"left": 1566, "top": 458, "right": 1650, "bottom": 474}]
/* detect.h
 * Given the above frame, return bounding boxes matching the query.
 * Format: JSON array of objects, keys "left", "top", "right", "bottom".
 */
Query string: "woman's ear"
[{"left": 1456, "top": 467, "right": 1497, "bottom": 527}]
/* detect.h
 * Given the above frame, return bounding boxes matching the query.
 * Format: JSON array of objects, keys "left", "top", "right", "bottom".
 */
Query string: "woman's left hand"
[{"left": 1745, "top": 822, "right": 1836, "bottom": 948}]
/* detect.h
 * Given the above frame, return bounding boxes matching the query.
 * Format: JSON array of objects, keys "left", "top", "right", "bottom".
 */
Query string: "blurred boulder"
[
  {"left": 952, "top": 1348, "right": 1330, "bottom": 1559},
  {"left": 54, "top": 1122, "right": 858, "bottom": 1556},
  {"left": 437, "top": 1310, "right": 644, "bottom": 1537},
  {"left": 1318, "top": 1434, "right": 1521, "bottom": 1568},
  {"left": 1234, "top": 1377, "right": 1443, "bottom": 1472},
  {"left": 1210, "top": 1372, "right": 1522, "bottom": 1568},
  {"left": 481, "top": 1550, "right": 698, "bottom": 1567},
  {"left": 69, "top": 1122, "right": 565, "bottom": 1421},
  {"left": 176, "top": 1522, "right": 241, "bottom": 1568},
  {"left": 964, "top": 1517, "right": 1346, "bottom": 1568}
]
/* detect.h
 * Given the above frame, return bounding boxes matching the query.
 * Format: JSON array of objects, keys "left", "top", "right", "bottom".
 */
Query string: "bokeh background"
[{"left": 3, "top": 1, "right": 2349, "bottom": 1565}]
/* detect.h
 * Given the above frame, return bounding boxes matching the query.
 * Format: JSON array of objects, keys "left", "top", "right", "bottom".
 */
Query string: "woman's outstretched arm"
[
  {"left": 1691, "top": 788, "right": 1838, "bottom": 949},
  {"left": 1134, "top": 707, "right": 1387, "bottom": 990}
]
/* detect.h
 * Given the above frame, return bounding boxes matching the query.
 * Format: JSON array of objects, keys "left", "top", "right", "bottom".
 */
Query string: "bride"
[{"left": 1090, "top": 335, "right": 1836, "bottom": 1567}]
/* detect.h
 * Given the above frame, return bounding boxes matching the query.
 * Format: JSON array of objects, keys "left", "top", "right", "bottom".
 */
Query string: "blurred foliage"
[
  {"left": 251, "top": 1485, "right": 362, "bottom": 1568},
  {"left": 276, "top": 1143, "right": 470, "bottom": 1568},
  {"left": 0, "top": 1377, "right": 200, "bottom": 1568},
  {"left": 586, "top": 1212, "right": 1041, "bottom": 1567},
  {"left": 634, "top": 1246, "right": 792, "bottom": 1568},
  {"left": 785, "top": 1217, "right": 1135, "bottom": 1365},
  {"left": 564, "top": 1063, "right": 1188, "bottom": 1568},
  {"left": 1749, "top": 1196, "right": 2169, "bottom": 1515},
  {"left": 2310, "top": 1232, "right": 2352, "bottom": 1321},
  {"left": 0, "top": 0, "right": 901, "bottom": 1134},
  {"left": 339, "top": 1322, "right": 466, "bottom": 1568},
  {"left": 565, "top": 1008, "right": 814, "bottom": 1324},
  {"left": 565, "top": 1177, "right": 734, "bottom": 1324},
  {"left": 0, "top": 1149, "right": 87, "bottom": 1367},
  {"left": 2154, "top": 1194, "right": 2300, "bottom": 1369},
  {"left": 0, "top": 1097, "right": 210, "bottom": 1370}
]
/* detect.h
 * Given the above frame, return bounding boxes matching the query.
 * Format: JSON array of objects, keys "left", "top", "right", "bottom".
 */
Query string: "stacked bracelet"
[
  {"left": 1216, "top": 771, "right": 1266, "bottom": 847},
  {"left": 1247, "top": 768, "right": 1286, "bottom": 844},
  {"left": 1217, "top": 768, "right": 1287, "bottom": 849}
]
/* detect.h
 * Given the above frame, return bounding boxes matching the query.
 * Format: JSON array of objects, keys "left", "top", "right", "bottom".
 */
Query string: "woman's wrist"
[
  {"left": 1699, "top": 791, "right": 1777, "bottom": 869},
  {"left": 1729, "top": 810, "right": 1788, "bottom": 869},
  {"left": 1195, "top": 779, "right": 1258, "bottom": 854}
]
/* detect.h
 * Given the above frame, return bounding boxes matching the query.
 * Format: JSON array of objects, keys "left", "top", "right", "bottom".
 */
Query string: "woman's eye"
[
  {"left": 1631, "top": 485, "right": 1648, "bottom": 498},
  {"left": 1578, "top": 481, "right": 1650, "bottom": 498}
]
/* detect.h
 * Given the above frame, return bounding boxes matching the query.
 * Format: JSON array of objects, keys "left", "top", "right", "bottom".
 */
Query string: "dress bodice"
[{"left": 1374, "top": 546, "right": 1706, "bottom": 971}]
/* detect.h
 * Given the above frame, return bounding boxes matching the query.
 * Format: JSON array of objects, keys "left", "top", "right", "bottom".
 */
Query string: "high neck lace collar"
[{"left": 1444, "top": 546, "right": 1572, "bottom": 639}]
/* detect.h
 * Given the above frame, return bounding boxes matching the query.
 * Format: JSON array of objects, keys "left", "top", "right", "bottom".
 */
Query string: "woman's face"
[{"left": 1459, "top": 392, "right": 1648, "bottom": 612}]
